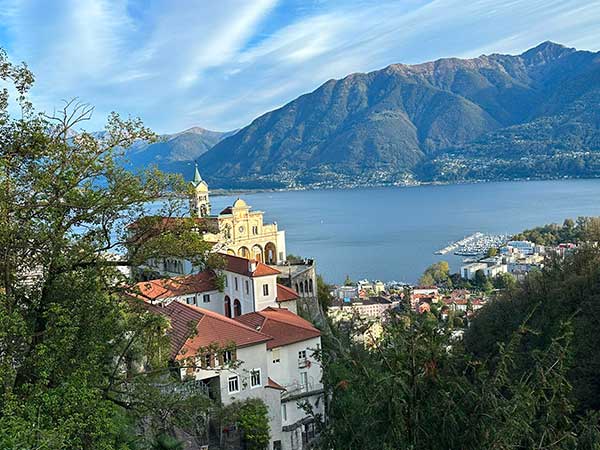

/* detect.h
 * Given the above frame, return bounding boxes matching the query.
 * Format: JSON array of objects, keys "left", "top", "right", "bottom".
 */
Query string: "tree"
[
  {"left": 486, "top": 247, "right": 498, "bottom": 257},
  {"left": 493, "top": 272, "right": 516, "bottom": 290},
  {"left": 317, "top": 274, "right": 334, "bottom": 309},
  {"left": 220, "top": 399, "right": 270, "bottom": 450},
  {"left": 0, "top": 49, "right": 213, "bottom": 448},
  {"left": 465, "top": 245, "right": 600, "bottom": 412},
  {"left": 321, "top": 303, "right": 600, "bottom": 450},
  {"left": 419, "top": 261, "right": 451, "bottom": 287}
]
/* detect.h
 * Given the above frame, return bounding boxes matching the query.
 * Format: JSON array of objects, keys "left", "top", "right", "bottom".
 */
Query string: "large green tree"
[
  {"left": 321, "top": 308, "right": 600, "bottom": 450},
  {"left": 0, "top": 50, "right": 213, "bottom": 448}
]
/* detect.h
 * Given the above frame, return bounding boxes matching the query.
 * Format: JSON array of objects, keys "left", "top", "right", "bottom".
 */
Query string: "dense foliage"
[
  {"left": 0, "top": 50, "right": 220, "bottom": 448},
  {"left": 512, "top": 217, "right": 600, "bottom": 245},
  {"left": 419, "top": 261, "right": 451, "bottom": 287},
  {"left": 321, "top": 246, "right": 600, "bottom": 449},
  {"left": 465, "top": 244, "right": 600, "bottom": 412}
]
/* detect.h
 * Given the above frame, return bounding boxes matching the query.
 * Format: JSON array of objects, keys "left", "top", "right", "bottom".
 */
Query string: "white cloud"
[{"left": 0, "top": 0, "right": 598, "bottom": 133}]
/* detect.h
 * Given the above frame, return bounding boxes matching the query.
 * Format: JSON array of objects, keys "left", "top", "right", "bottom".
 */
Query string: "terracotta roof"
[
  {"left": 136, "top": 300, "right": 271, "bottom": 360},
  {"left": 224, "top": 254, "right": 280, "bottom": 277},
  {"left": 219, "top": 206, "right": 233, "bottom": 215},
  {"left": 276, "top": 284, "right": 299, "bottom": 302},
  {"left": 266, "top": 377, "right": 286, "bottom": 391},
  {"left": 132, "top": 271, "right": 218, "bottom": 300},
  {"left": 235, "top": 307, "right": 320, "bottom": 349}
]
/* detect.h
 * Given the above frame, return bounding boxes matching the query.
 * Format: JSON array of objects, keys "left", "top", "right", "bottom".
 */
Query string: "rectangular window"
[
  {"left": 203, "top": 294, "right": 210, "bottom": 303},
  {"left": 298, "top": 350, "right": 307, "bottom": 359},
  {"left": 274, "top": 440, "right": 282, "bottom": 450},
  {"left": 228, "top": 375, "right": 240, "bottom": 394},
  {"left": 204, "top": 354, "right": 212, "bottom": 369},
  {"left": 186, "top": 296, "right": 194, "bottom": 305},
  {"left": 263, "top": 284, "right": 269, "bottom": 296},
  {"left": 252, "top": 225, "right": 258, "bottom": 235},
  {"left": 235, "top": 277, "right": 239, "bottom": 291},
  {"left": 250, "top": 369, "right": 261, "bottom": 388},
  {"left": 223, "top": 350, "right": 233, "bottom": 364},
  {"left": 272, "top": 348, "right": 280, "bottom": 363},
  {"left": 300, "top": 372, "right": 308, "bottom": 390},
  {"left": 245, "top": 280, "right": 249, "bottom": 294},
  {"left": 224, "top": 276, "right": 228, "bottom": 288},
  {"left": 281, "top": 404, "right": 287, "bottom": 421}
]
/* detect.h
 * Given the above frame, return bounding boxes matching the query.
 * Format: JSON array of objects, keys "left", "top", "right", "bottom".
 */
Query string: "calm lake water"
[{"left": 210, "top": 180, "right": 600, "bottom": 284}]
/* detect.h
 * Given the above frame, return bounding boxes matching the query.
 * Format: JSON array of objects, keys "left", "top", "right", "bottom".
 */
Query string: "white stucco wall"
[
  {"left": 253, "top": 274, "right": 279, "bottom": 311},
  {"left": 223, "top": 272, "right": 256, "bottom": 316},
  {"left": 191, "top": 343, "right": 284, "bottom": 449}
]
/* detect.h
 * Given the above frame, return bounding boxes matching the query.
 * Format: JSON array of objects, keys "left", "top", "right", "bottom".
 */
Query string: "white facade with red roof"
[
  {"left": 133, "top": 254, "right": 299, "bottom": 319},
  {"left": 137, "top": 298, "right": 322, "bottom": 450},
  {"left": 236, "top": 307, "right": 324, "bottom": 448}
]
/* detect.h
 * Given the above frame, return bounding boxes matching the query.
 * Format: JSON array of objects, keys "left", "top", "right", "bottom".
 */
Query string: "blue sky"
[{"left": 1, "top": 0, "right": 599, "bottom": 134}]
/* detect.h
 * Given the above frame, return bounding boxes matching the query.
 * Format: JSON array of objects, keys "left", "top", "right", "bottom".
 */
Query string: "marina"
[{"left": 435, "top": 232, "right": 510, "bottom": 257}]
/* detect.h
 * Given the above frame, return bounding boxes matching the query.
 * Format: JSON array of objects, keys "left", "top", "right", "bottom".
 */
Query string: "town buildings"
[
  {"left": 328, "top": 295, "right": 400, "bottom": 322},
  {"left": 460, "top": 240, "right": 551, "bottom": 281}
]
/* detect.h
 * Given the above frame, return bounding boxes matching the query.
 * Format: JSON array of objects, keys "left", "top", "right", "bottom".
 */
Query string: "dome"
[{"left": 233, "top": 198, "right": 248, "bottom": 209}]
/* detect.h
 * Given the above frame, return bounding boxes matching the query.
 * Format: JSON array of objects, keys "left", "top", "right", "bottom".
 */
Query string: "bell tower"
[{"left": 190, "top": 163, "right": 211, "bottom": 218}]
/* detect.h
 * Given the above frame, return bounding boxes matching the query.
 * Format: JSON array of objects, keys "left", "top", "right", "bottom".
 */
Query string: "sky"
[{"left": 0, "top": 0, "right": 599, "bottom": 134}]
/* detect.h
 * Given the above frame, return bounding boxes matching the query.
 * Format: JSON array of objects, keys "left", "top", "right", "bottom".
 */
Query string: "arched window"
[
  {"left": 233, "top": 299, "right": 242, "bottom": 317},
  {"left": 304, "top": 280, "right": 309, "bottom": 295},
  {"left": 224, "top": 296, "right": 232, "bottom": 318},
  {"left": 295, "top": 283, "right": 299, "bottom": 292},
  {"left": 309, "top": 279, "right": 313, "bottom": 293},
  {"left": 299, "top": 282, "right": 304, "bottom": 293}
]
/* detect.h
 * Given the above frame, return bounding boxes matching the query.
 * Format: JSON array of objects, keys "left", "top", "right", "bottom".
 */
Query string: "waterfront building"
[{"left": 460, "top": 263, "right": 488, "bottom": 280}]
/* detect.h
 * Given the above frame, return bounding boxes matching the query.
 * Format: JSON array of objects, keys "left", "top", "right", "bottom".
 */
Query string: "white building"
[
  {"left": 460, "top": 263, "right": 487, "bottom": 280},
  {"left": 134, "top": 254, "right": 298, "bottom": 318},
  {"left": 236, "top": 308, "right": 324, "bottom": 449},
  {"left": 138, "top": 299, "right": 322, "bottom": 450}
]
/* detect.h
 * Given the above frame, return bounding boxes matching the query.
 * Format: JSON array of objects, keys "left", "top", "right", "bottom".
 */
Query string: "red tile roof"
[
  {"left": 235, "top": 307, "right": 320, "bottom": 349},
  {"left": 276, "top": 284, "right": 299, "bottom": 302},
  {"left": 223, "top": 254, "right": 280, "bottom": 277},
  {"left": 132, "top": 271, "right": 218, "bottom": 300},
  {"left": 266, "top": 377, "right": 286, "bottom": 391},
  {"left": 136, "top": 300, "right": 271, "bottom": 360}
]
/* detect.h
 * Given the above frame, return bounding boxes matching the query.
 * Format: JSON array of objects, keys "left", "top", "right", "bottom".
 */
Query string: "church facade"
[{"left": 190, "top": 164, "right": 286, "bottom": 265}]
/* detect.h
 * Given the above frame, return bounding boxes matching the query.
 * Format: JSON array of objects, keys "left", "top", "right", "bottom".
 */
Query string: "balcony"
[
  {"left": 298, "top": 358, "right": 311, "bottom": 369},
  {"left": 282, "top": 381, "right": 323, "bottom": 401}
]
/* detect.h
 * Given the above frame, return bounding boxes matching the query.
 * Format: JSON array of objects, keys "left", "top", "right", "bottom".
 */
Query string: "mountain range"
[
  {"left": 121, "top": 127, "right": 235, "bottom": 175},
  {"left": 128, "top": 42, "right": 600, "bottom": 189}
]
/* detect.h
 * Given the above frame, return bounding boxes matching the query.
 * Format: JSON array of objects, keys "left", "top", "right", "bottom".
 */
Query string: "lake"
[{"left": 210, "top": 179, "right": 600, "bottom": 284}]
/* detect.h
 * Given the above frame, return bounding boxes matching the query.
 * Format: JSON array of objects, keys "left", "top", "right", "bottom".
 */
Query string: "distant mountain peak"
[
  {"left": 196, "top": 42, "right": 599, "bottom": 189},
  {"left": 520, "top": 41, "right": 575, "bottom": 64}
]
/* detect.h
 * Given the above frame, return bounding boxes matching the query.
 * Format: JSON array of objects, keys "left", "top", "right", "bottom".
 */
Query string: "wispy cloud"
[{"left": 0, "top": 0, "right": 598, "bottom": 133}]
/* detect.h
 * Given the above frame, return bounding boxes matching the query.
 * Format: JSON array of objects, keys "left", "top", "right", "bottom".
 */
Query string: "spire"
[{"left": 193, "top": 162, "right": 202, "bottom": 185}]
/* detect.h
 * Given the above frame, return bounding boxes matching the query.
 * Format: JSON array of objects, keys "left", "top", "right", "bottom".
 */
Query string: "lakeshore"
[{"left": 209, "top": 179, "right": 600, "bottom": 284}]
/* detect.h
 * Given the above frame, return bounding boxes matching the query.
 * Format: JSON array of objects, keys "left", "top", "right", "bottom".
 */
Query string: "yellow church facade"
[{"left": 190, "top": 164, "right": 286, "bottom": 264}]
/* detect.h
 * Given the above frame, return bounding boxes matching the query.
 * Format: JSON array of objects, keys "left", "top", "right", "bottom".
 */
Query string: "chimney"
[{"left": 249, "top": 260, "right": 257, "bottom": 273}]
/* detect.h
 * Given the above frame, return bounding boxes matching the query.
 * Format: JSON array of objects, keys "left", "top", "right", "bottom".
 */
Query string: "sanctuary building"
[{"left": 189, "top": 163, "right": 286, "bottom": 265}]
